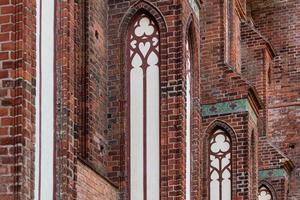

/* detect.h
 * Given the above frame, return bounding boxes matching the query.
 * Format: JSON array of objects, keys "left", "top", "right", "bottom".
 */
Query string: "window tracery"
[
  {"left": 258, "top": 186, "right": 273, "bottom": 200},
  {"left": 209, "top": 129, "right": 232, "bottom": 200},
  {"left": 127, "top": 13, "right": 160, "bottom": 200},
  {"left": 188, "top": 0, "right": 200, "bottom": 18}
]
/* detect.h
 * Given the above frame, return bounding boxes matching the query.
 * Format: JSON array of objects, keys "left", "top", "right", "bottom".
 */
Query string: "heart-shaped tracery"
[{"left": 129, "top": 14, "right": 159, "bottom": 70}]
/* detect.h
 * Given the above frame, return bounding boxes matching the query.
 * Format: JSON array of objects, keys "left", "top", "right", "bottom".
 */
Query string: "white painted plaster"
[
  {"left": 185, "top": 42, "right": 191, "bottom": 200},
  {"left": 222, "top": 170, "right": 231, "bottom": 200},
  {"left": 130, "top": 68, "right": 144, "bottom": 200},
  {"left": 146, "top": 64, "right": 160, "bottom": 200},
  {"left": 210, "top": 176, "right": 220, "bottom": 200},
  {"left": 37, "top": 0, "right": 55, "bottom": 199},
  {"left": 134, "top": 17, "right": 154, "bottom": 37}
]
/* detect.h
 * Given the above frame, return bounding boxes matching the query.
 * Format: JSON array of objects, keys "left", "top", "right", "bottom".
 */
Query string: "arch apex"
[
  {"left": 117, "top": 0, "right": 167, "bottom": 39},
  {"left": 205, "top": 120, "right": 237, "bottom": 141}
]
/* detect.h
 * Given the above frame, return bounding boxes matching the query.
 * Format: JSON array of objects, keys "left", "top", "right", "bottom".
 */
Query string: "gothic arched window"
[
  {"left": 127, "top": 13, "right": 160, "bottom": 200},
  {"left": 258, "top": 186, "right": 273, "bottom": 200},
  {"left": 209, "top": 129, "right": 232, "bottom": 200},
  {"left": 185, "top": 36, "right": 192, "bottom": 200}
]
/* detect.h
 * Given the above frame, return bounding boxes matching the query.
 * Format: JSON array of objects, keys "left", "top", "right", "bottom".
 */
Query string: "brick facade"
[
  {"left": 248, "top": 0, "right": 300, "bottom": 199},
  {"left": 77, "top": 160, "right": 118, "bottom": 200},
  {"left": 0, "top": 0, "right": 299, "bottom": 199},
  {"left": 0, "top": 0, "right": 36, "bottom": 200}
]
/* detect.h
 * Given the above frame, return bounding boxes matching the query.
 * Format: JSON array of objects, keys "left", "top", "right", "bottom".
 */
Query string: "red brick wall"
[
  {"left": 83, "top": 0, "right": 109, "bottom": 175},
  {"left": 199, "top": 0, "right": 251, "bottom": 105},
  {"left": 77, "top": 161, "right": 118, "bottom": 200},
  {"left": 241, "top": 22, "right": 274, "bottom": 136},
  {"left": 55, "top": 0, "right": 78, "bottom": 199},
  {"left": 241, "top": 23, "right": 269, "bottom": 103},
  {"left": 55, "top": 0, "right": 120, "bottom": 198},
  {"left": 0, "top": 0, "right": 36, "bottom": 199},
  {"left": 249, "top": 0, "right": 300, "bottom": 198}
]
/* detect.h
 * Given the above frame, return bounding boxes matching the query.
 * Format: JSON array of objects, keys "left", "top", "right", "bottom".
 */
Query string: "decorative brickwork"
[
  {"left": 202, "top": 98, "right": 258, "bottom": 123},
  {"left": 259, "top": 169, "right": 288, "bottom": 179}
]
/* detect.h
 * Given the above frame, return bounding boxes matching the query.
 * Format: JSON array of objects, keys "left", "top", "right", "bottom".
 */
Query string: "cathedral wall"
[
  {"left": 241, "top": 23, "right": 274, "bottom": 137},
  {"left": 53, "top": 0, "right": 267, "bottom": 198},
  {"left": 0, "top": 0, "right": 298, "bottom": 199},
  {"left": 73, "top": 0, "right": 117, "bottom": 198},
  {"left": 250, "top": 0, "right": 300, "bottom": 198},
  {"left": 106, "top": 0, "right": 202, "bottom": 199},
  {"left": 199, "top": 0, "right": 251, "bottom": 105},
  {"left": 83, "top": 0, "right": 109, "bottom": 175},
  {"left": 199, "top": 0, "right": 261, "bottom": 199}
]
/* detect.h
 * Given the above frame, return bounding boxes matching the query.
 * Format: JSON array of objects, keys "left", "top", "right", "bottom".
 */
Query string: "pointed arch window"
[
  {"left": 209, "top": 129, "right": 232, "bottom": 200},
  {"left": 258, "top": 186, "right": 273, "bottom": 200},
  {"left": 185, "top": 35, "right": 192, "bottom": 200},
  {"left": 127, "top": 13, "right": 160, "bottom": 200},
  {"left": 188, "top": 0, "right": 200, "bottom": 19}
]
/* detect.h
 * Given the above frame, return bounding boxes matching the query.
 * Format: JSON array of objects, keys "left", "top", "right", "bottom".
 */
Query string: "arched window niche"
[
  {"left": 209, "top": 129, "right": 232, "bottom": 200},
  {"left": 126, "top": 11, "right": 160, "bottom": 200},
  {"left": 185, "top": 30, "right": 192, "bottom": 200},
  {"left": 185, "top": 17, "right": 201, "bottom": 199},
  {"left": 258, "top": 182, "right": 277, "bottom": 200},
  {"left": 258, "top": 185, "right": 273, "bottom": 200},
  {"left": 205, "top": 121, "right": 237, "bottom": 200}
]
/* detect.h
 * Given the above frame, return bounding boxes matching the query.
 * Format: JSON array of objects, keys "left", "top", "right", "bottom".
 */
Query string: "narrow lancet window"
[
  {"left": 127, "top": 13, "right": 160, "bottom": 200},
  {"left": 185, "top": 38, "right": 192, "bottom": 200},
  {"left": 209, "top": 129, "right": 232, "bottom": 200}
]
